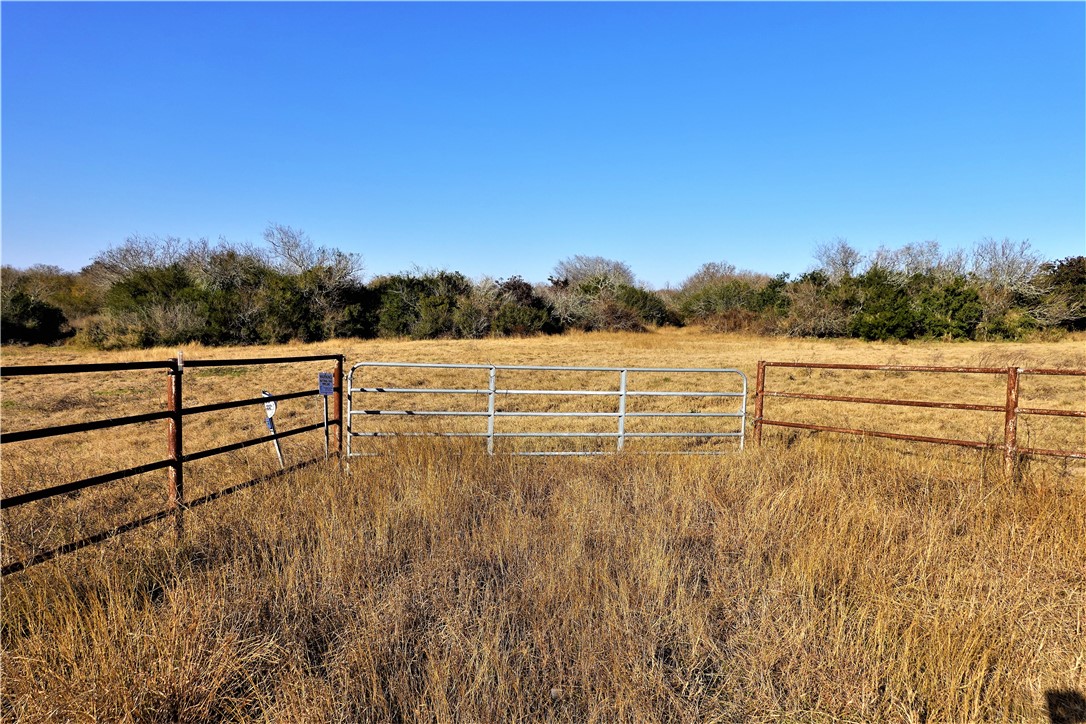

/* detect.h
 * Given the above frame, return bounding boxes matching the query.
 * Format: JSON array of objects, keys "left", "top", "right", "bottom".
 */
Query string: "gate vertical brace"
[
  {"left": 486, "top": 366, "right": 497, "bottom": 455},
  {"left": 753, "top": 361, "right": 766, "bottom": 447},
  {"left": 166, "top": 351, "right": 184, "bottom": 538},
  {"left": 345, "top": 363, "right": 355, "bottom": 474},
  {"left": 739, "top": 371, "right": 748, "bottom": 450},
  {"left": 333, "top": 355, "right": 344, "bottom": 460},
  {"left": 1003, "top": 366, "right": 1020, "bottom": 476},
  {"left": 617, "top": 369, "right": 628, "bottom": 452}
]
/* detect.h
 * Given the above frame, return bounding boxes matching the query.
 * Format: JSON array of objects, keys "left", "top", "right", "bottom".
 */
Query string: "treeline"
[{"left": 2, "top": 227, "right": 1083, "bottom": 348}]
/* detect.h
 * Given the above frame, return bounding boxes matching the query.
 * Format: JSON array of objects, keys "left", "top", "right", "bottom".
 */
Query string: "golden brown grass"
[{"left": 2, "top": 329, "right": 1084, "bottom": 722}]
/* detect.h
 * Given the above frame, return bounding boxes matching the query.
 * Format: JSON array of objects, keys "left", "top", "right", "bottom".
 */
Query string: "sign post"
[
  {"left": 262, "top": 390, "right": 285, "bottom": 469},
  {"left": 318, "top": 371, "right": 334, "bottom": 460}
]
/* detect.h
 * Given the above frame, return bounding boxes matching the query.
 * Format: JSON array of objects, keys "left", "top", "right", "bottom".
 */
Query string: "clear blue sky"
[{"left": 2, "top": 1, "right": 1083, "bottom": 288}]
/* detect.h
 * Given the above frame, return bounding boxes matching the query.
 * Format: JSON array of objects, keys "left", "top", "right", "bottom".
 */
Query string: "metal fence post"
[
  {"left": 617, "top": 369, "right": 628, "bottom": 452},
  {"left": 332, "top": 355, "right": 344, "bottom": 459},
  {"left": 166, "top": 351, "right": 184, "bottom": 537},
  {"left": 1004, "top": 366, "right": 1020, "bottom": 476},
  {"left": 753, "top": 361, "right": 766, "bottom": 447}
]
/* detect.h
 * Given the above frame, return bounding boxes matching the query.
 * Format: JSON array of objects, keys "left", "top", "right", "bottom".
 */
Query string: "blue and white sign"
[
  {"left": 261, "top": 390, "right": 277, "bottom": 419},
  {"left": 318, "top": 371, "right": 334, "bottom": 396}
]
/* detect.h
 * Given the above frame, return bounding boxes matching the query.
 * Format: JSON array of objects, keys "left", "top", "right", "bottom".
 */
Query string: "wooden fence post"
[
  {"left": 1003, "top": 366, "right": 1019, "bottom": 476},
  {"left": 167, "top": 352, "right": 184, "bottom": 536},
  {"left": 332, "top": 355, "right": 344, "bottom": 458},
  {"left": 754, "top": 361, "right": 766, "bottom": 447}
]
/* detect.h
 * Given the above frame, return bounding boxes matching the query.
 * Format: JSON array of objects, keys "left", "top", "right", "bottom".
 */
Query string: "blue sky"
[{"left": 2, "top": 2, "right": 1083, "bottom": 288}]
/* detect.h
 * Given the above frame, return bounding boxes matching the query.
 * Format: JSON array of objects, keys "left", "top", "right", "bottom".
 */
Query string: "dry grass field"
[{"left": 1, "top": 329, "right": 1084, "bottom": 722}]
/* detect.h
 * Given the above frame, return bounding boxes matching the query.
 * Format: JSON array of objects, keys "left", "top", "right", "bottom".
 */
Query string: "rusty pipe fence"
[
  {"left": 752, "top": 361, "right": 1086, "bottom": 473},
  {"left": 0, "top": 353, "right": 343, "bottom": 576}
]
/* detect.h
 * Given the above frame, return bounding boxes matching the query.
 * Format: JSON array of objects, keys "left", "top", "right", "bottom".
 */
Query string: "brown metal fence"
[
  {"left": 752, "top": 361, "right": 1086, "bottom": 472},
  {"left": 0, "top": 353, "right": 343, "bottom": 576}
]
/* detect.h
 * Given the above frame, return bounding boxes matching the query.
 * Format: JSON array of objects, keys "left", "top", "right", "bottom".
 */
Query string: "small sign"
[
  {"left": 318, "top": 371, "right": 334, "bottom": 396},
  {"left": 262, "top": 390, "right": 277, "bottom": 418}
]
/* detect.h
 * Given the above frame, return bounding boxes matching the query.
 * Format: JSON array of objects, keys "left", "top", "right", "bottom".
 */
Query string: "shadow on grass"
[
  {"left": 1, "top": 455, "right": 330, "bottom": 576},
  {"left": 1048, "top": 690, "right": 1086, "bottom": 724}
]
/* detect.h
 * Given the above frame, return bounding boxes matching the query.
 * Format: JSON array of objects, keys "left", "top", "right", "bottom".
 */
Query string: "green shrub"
[
  {"left": 915, "top": 276, "right": 984, "bottom": 339},
  {"left": 751, "top": 274, "right": 792, "bottom": 316},
  {"left": 370, "top": 272, "right": 473, "bottom": 339},
  {"left": 257, "top": 273, "right": 324, "bottom": 343},
  {"left": 370, "top": 274, "right": 425, "bottom": 338},
  {"left": 492, "top": 276, "right": 558, "bottom": 336},
  {"left": 677, "top": 278, "right": 759, "bottom": 319},
  {"left": 976, "top": 308, "right": 1037, "bottom": 340},
  {"left": 412, "top": 294, "right": 457, "bottom": 339},
  {"left": 849, "top": 267, "right": 917, "bottom": 341},
  {"left": 452, "top": 296, "right": 492, "bottom": 339},
  {"left": 1036, "top": 256, "right": 1086, "bottom": 331},
  {"left": 0, "top": 290, "right": 70, "bottom": 344},
  {"left": 491, "top": 302, "right": 551, "bottom": 336},
  {"left": 72, "top": 313, "right": 143, "bottom": 350},
  {"left": 104, "top": 264, "right": 203, "bottom": 313},
  {"left": 338, "top": 285, "right": 384, "bottom": 339},
  {"left": 615, "top": 285, "right": 678, "bottom": 327}
]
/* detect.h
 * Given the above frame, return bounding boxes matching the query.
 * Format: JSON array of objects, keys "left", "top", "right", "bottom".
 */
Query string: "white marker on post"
[{"left": 261, "top": 390, "right": 285, "bottom": 469}]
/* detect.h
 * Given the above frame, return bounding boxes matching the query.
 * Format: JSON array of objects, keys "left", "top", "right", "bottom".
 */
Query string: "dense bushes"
[
  {"left": 675, "top": 241, "right": 1083, "bottom": 342},
  {"left": 674, "top": 265, "right": 791, "bottom": 334},
  {"left": 356, "top": 272, "right": 558, "bottom": 340},
  {"left": 0, "top": 290, "right": 70, "bottom": 344},
  {"left": 2, "top": 231, "right": 1082, "bottom": 348}
]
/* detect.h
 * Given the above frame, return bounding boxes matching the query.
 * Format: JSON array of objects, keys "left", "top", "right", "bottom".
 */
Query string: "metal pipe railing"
[
  {"left": 0, "top": 353, "right": 344, "bottom": 576},
  {"left": 753, "top": 361, "right": 1086, "bottom": 472},
  {"left": 347, "top": 362, "right": 748, "bottom": 458}
]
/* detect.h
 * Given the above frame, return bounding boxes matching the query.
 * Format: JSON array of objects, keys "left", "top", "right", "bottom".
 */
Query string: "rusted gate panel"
[{"left": 754, "top": 362, "right": 1086, "bottom": 471}]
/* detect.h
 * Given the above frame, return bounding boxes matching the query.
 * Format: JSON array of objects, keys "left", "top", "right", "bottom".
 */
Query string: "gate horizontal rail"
[
  {"left": 347, "top": 362, "right": 747, "bottom": 457},
  {"left": 0, "top": 353, "right": 344, "bottom": 576},
  {"left": 753, "top": 361, "right": 1086, "bottom": 471}
]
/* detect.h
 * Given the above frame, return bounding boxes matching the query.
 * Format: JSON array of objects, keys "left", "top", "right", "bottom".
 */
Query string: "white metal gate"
[{"left": 347, "top": 362, "right": 747, "bottom": 458}]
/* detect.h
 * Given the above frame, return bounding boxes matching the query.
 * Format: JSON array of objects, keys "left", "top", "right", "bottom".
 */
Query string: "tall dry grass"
[
  {"left": 2, "top": 330, "right": 1084, "bottom": 721},
  {"left": 2, "top": 438, "right": 1084, "bottom": 722}
]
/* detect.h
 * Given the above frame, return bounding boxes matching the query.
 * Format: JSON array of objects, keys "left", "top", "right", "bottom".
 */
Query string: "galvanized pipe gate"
[{"left": 346, "top": 362, "right": 748, "bottom": 459}]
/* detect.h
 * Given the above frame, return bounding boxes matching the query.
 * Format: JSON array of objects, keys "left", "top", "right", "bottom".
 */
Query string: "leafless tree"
[
  {"left": 262, "top": 223, "right": 365, "bottom": 336},
  {"left": 539, "top": 283, "right": 592, "bottom": 327},
  {"left": 186, "top": 242, "right": 266, "bottom": 292},
  {"left": 86, "top": 234, "right": 191, "bottom": 287},
  {"left": 552, "top": 255, "right": 635, "bottom": 286},
  {"left": 970, "top": 237, "right": 1044, "bottom": 294},
  {"left": 868, "top": 241, "right": 968, "bottom": 284},
  {"left": 678, "top": 261, "right": 770, "bottom": 295},
  {"left": 1029, "top": 294, "right": 1086, "bottom": 328},
  {"left": 454, "top": 278, "right": 500, "bottom": 339},
  {"left": 780, "top": 280, "right": 853, "bottom": 337},
  {"left": 813, "top": 237, "right": 863, "bottom": 281},
  {"left": 679, "top": 261, "right": 737, "bottom": 293},
  {"left": 262, "top": 223, "right": 363, "bottom": 284}
]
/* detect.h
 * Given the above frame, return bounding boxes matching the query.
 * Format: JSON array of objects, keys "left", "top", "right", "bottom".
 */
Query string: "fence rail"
[
  {"left": 753, "top": 361, "right": 1086, "bottom": 471},
  {"left": 0, "top": 353, "right": 343, "bottom": 576}
]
